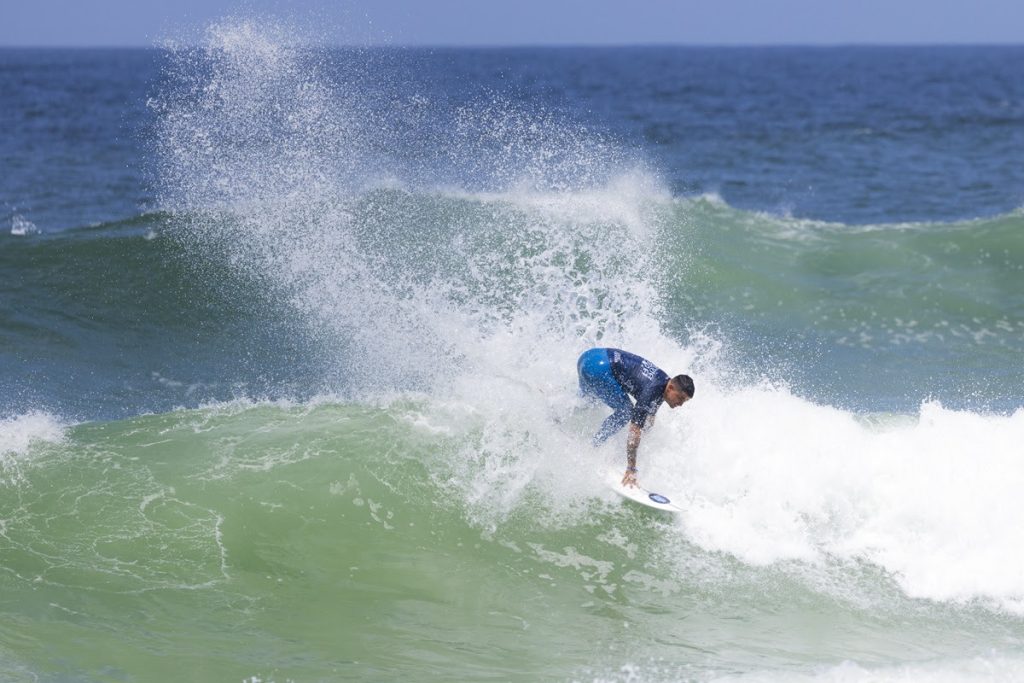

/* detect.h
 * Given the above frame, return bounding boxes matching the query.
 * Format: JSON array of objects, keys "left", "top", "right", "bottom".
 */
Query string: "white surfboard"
[{"left": 603, "top": 468, "right": 685, "bottom": 514}]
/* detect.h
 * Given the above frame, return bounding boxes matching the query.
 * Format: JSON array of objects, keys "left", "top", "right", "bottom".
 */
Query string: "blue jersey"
[{"left": 606, "top": 348, "right": 669, "bottom": 427}]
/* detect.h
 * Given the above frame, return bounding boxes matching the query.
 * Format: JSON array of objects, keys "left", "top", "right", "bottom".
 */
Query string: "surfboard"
[{"left": 603, "top": 468, "right": 685, "bottom": 514}]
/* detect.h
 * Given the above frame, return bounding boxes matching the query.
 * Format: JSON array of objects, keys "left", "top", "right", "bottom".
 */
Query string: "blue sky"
[{"left": 3, "top": 0, "right": 1023, "bottom": 47}]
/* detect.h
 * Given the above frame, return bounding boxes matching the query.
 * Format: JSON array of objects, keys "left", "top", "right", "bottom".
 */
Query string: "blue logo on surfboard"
[{"left": 648, "top": 493, "right": 671, "bottom": 505}]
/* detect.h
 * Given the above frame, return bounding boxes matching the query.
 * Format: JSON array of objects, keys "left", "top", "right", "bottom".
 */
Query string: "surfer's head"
[{"left": 664, "top": 375, "right": 694, "bottom": 408}]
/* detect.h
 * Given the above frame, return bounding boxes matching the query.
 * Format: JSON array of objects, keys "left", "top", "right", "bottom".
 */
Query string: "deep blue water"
[
  {"left": 396, "top": 46, "right": 1024, "bottom": 223},
  {"left": 1, "top": 49, "right": 158, "bottom": 232},
  {"left": 5, "top": 46, "right": 1024, "bottom": 234}
]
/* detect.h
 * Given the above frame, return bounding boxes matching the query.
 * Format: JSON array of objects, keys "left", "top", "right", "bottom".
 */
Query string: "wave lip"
[
  {"left": 0, "top": 411, "right": 66, "bottom": 487},
  {"left": 10, "top": 213, "right": 39, "bottom": 236}
]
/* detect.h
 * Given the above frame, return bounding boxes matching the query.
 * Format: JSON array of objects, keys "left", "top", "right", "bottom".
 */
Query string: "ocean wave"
[
  {"left": 4, "top": 190, "right": 1024, "bottom": 417},
  {"left": 8, "top": 396, "right": 1024, "bottom": 613},
  {"left": 8, "top": 195, "right": 1024, "bottom": 345},
  {"left": 9, "top": 22, "right": 1024, "bottom": 680},
  {"left": 2, "top": 371, "right": 1022, "bottom": 678}
]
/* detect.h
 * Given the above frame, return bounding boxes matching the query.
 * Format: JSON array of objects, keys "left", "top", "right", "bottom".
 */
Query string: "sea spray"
[
  {"left": 153, "top": 20, "right": 678, "bottom": 394},
  {"left": 655, "top": 388, "right": 1024, "bottom": 612},
  {"left": 148, "top": 23, "right": 1024, "bottom": 616},
  {"left": 151, "top": 18, "right": 695, "bottom": 526}
]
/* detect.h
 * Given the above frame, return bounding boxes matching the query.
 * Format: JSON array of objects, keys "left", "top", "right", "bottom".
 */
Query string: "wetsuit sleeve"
[{"left": 630, "top": 384, "right": 664, "bottom": 427}]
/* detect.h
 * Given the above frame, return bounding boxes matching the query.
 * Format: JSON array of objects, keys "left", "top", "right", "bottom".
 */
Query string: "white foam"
[
  {"left": 588, "top": 654, "right": 1024, "bottom": 683},
  {"left": 651, "top": 384, "right": 1024, "bottom": 611},
  {"left": 707, "top": 655, "right": 1024, "bottom": 683},
  {"left": 0, "top": 411, "right": 66, "bottom": 458},
  {"left": 9, "top": 213, "right": 38, "bottom": 236},
  {"left": 0, "top": 411, "right": 66, "bottom": 487}
]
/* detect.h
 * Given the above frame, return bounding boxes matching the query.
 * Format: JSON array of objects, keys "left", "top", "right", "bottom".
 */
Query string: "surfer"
[{"left": 577, "top": 348, "right": 694, "bottom": 488}]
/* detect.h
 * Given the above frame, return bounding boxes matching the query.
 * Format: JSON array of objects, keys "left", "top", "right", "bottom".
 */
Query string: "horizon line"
[{"left": 2, "top": 40, "right": 1024, "bottom": 50}]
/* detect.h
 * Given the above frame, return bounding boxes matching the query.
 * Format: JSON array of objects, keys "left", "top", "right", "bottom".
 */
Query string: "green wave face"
[
  {"left": 668, "top": 199, "right": 1024, "bottom": 342},
  {"left": 3, "top": 402, "right": 1021, "bottom": 681},
  {"left": 658, "top": 200, "right": 1024, "bottom": 408},
  {"left": 7, "top": 200, "right": 1023, "bottom": 354}
]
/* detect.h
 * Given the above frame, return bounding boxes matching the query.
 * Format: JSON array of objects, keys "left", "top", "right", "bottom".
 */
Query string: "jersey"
[{"left": 606, "top": 348, "right": 670, "bottom": 427}]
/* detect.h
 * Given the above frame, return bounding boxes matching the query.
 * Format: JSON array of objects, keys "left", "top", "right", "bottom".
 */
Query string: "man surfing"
[{"left": 577, "top": 348, "right": 694, "bottom": 488}]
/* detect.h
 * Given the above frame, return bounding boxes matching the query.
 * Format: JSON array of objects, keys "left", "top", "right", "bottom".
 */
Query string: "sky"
[{"left": 2, "top": 0, "right": 1023, "bottom": 47}]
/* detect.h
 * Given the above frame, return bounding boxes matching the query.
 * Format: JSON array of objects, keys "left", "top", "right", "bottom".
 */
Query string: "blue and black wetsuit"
[{"left": 577, "top": 348, "right": 669, "bottom": 445}]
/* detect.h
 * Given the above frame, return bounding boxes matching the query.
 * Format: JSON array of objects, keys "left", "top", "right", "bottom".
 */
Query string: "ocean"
[{"left": 3, "top": 19, "right": 1024, "bottom": 682}]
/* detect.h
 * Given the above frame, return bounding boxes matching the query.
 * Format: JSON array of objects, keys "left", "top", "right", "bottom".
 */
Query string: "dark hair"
[{"left": 671, "top": 374, "right": 694, "bottom": 398}]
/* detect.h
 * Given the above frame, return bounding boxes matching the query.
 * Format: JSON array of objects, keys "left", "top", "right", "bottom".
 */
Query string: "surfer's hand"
[{"left": 621, "top": 469, "right": 638, "bottom": 488}]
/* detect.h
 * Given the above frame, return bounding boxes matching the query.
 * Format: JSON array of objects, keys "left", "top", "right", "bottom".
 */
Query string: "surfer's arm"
[{"left": 622, "top": 423, "right": 642, "bottom": 487}]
